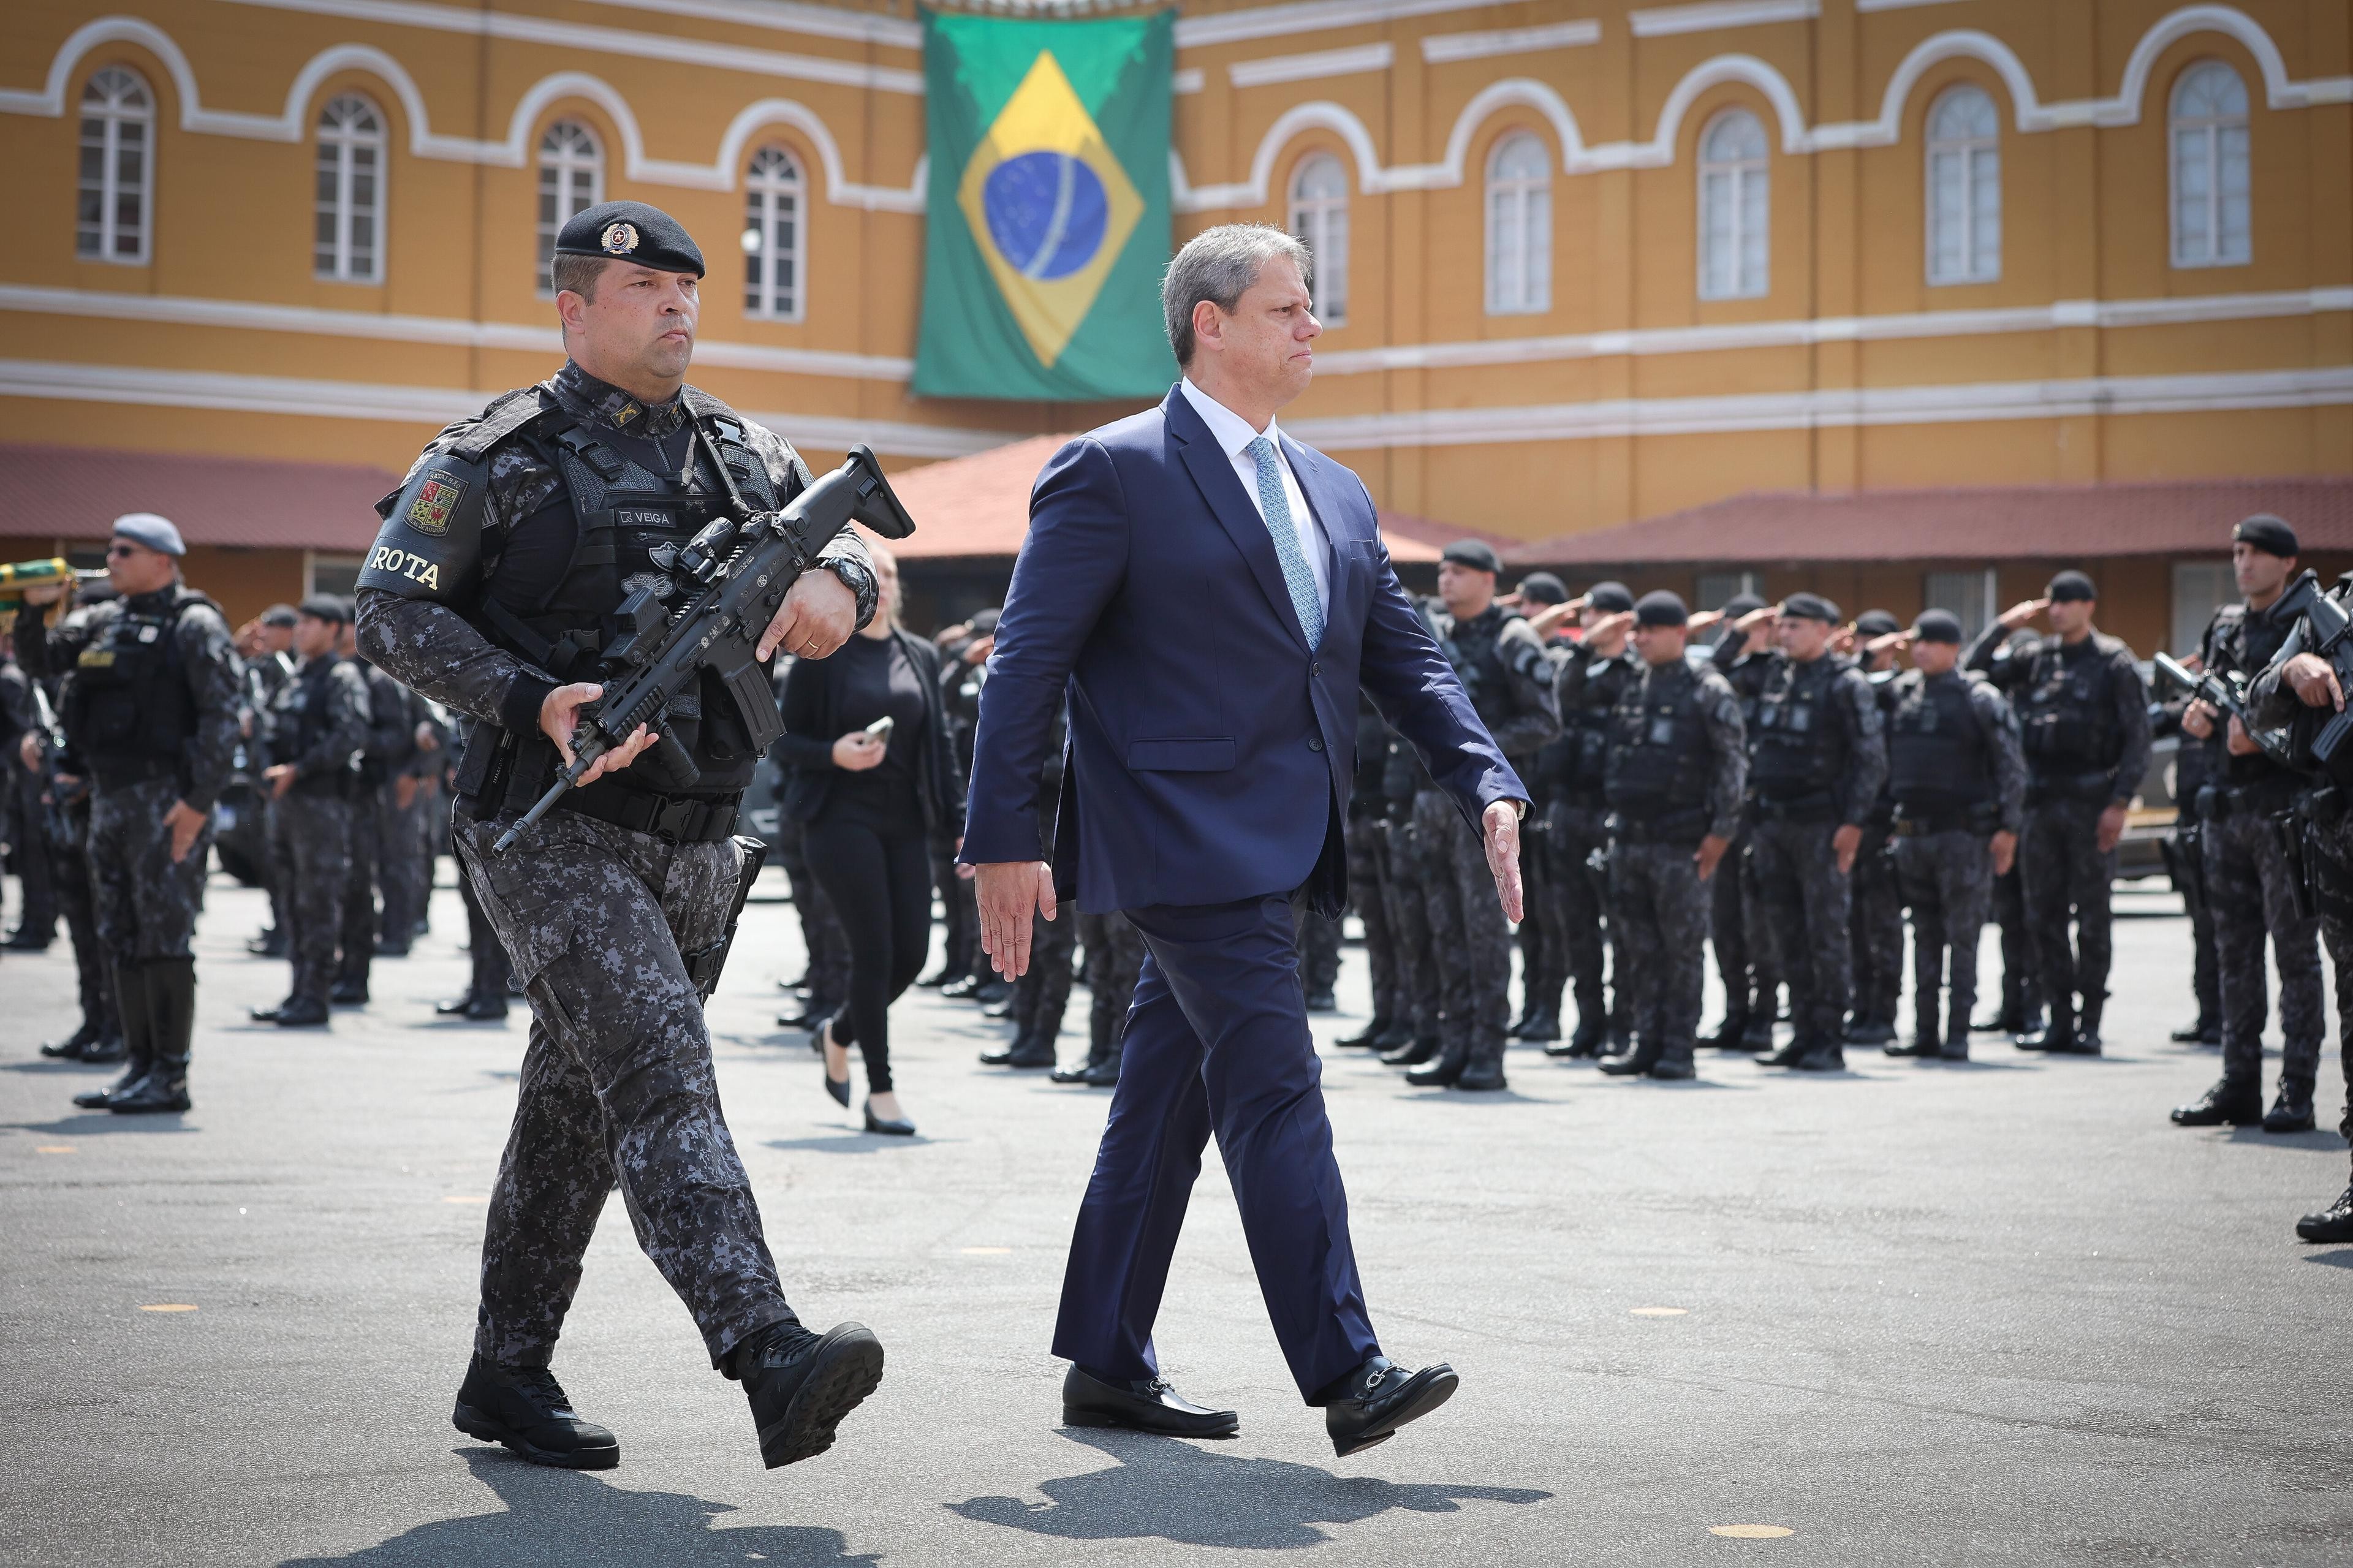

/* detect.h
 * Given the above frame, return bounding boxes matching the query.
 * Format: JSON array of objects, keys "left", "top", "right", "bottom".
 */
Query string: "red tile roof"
[
  {"left": 1507, "top": 476, "right": 2353, "bottom": 568},
  {"left": 0, "top": 443, "right": 402, "bottom": 551}
]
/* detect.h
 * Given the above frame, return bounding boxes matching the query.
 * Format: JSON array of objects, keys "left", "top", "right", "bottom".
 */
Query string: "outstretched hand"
[
  {"left": 1483, "top": 801, "right": 1525, "bottom": 922},
  {"left": 976, "top": 860, "right": 1056, "bottom": 980}
]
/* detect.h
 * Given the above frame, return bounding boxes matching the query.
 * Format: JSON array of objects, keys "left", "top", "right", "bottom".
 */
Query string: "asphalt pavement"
[{"left": 1, "top": 868, "right": 2347, "bottom": 1567}]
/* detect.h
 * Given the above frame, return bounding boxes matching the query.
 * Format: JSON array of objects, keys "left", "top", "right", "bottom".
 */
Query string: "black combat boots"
[
  {"left": 2263, "top": 1081, "right": 2318, "bottom": 1134},
  {"left": 1596, "top": 1037, "right": 1661, "bottom": 1077},
  {"left": 2171, "top": 1078, "right": 2264, "bottom": 1127},
  {"left": 1405, "top": 1037, "right": 1469, "bottom": 1088},
  {"left": 75, "top": 963, "right": 156, "bottom": 1110},
  {"left": 453, "top": 1354, "right": 620, "bottom": 1469},
  {"left": 1454, "top": 1037, "right": 1508, "bottom": 1092},
  {"left": 1700, "top": 1011, "right": 1750, "bottom": 1051},
  {"left": 2296, "top": 1184, "right": 2353, "bottom": 1243},
  {"left": 1382, "top": 1033, "right": 1440, "bottom": 1068},
  {"left": 1336, "top": 1015, "right": 1394, "bottom": 1048},
  {"left": 729, "top": 1320, "right": 885, "bottom": 1469},
  {"left": 111, "top": 958, "right": 194, "bottom": 1114}
]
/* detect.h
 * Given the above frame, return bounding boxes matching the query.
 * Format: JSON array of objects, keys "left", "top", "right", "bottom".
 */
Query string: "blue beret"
[
  {"left": 111, "top": 512, "right": 185, "bottom": 558},
  {"left": 555, "top": 200, "right": 705, "bottom": 278}
]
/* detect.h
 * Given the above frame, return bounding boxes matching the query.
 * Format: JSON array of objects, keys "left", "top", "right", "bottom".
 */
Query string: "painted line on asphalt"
[
  {"left": 1711, "top": 1524, "right": 1795, "bottom": 1539},
  {"left": 1631, "top": 1306, "right": 1689, "bottom": 1316},
  {"left": 140, "top": 1304, "right": 199, "bottom": 1313}
]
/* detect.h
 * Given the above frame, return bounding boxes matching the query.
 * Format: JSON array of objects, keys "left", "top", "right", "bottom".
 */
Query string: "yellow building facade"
[{"left": 2, "top": 0, "right": 2347, "bottom": 619}]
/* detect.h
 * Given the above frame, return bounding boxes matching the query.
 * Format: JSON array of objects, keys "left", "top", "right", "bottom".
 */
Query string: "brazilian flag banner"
[{"left": 914, "top": 9, "right": 1177, "bottom": 401}]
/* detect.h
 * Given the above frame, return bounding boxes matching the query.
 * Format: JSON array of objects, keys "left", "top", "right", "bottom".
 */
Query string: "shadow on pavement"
[
  {"left": 945, "top": 1427, "right": 1550, "bottom": 1549},
  {"left": 765, "top": 1132, "right": 939, "bottom": 1154},
  {"left": 280, "top": 1449, "right": 879, "bottom": 1567},
  {"left": 2, "top": 1112, "right": 195, "bottom": 1137},
  {"left": 2300, "top": 1248, "right": 2353, "bottom": 1269}
]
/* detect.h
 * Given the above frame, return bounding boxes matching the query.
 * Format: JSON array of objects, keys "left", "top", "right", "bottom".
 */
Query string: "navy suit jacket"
[{"left": 960, "top": 384, "right": 1525, "bottom": 917}]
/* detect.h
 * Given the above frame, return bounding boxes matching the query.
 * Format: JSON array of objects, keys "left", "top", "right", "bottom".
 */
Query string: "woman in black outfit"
[{"left": 777, "top": 545, "right": 963, "bottom": 1134}]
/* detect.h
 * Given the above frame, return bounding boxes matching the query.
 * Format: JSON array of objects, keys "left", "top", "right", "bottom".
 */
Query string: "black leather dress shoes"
[
  {"left": 1062, "top": 1364, "right": 1238, "bottom": 1439},
  {"left": 1313, "top": 1355, "right": 1458, "bottom": 1458}
]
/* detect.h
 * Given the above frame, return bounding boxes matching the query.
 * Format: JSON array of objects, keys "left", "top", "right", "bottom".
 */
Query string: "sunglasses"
[{"left": 106, "top": 543, "right": 143, "bottom": 559}]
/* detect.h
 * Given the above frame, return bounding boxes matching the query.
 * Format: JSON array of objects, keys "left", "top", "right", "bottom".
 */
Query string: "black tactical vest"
[
  {"left": 265, "top": 657, "right": 353, "bottom": 795},
  {"left": 1888, "top": 672, "right": 1990, "bottom": 809},
  {"left": 1749, "top": 656, "right": 1846, "bottom": 801},
  {"left": 2016, "top": 639, "right": 2120, "bottom": 770},
  {"left": 59, "top": 588, "right": 213, "bottom": 786},
  {"left": 1604, "top": 664, "right": 1711, "bottom": 817},
  {"left": 1440, "top": 607, "right": 1534, "bottom": 740},
  {"left": 1549, "top": 650, "right": 1636, "bottom": 802}
]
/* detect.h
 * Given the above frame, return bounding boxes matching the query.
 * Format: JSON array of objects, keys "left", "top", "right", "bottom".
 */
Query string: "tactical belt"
[
  {"left": 86, "top": 754, "right": 181, "bottom": 792},
  {"left": 1749, "top": 790, "right": 1838, "bottom": 823},
  {"left": 2025, "top": 768, "right": 2115, "bottom": 805},
  {"left": 1608, "top": 806, "right": 1711, "bottom": 845},
  {"left": 555, "top": 785, "right": 740, "bottom": 844},
  {"left": 2196, "top": 781, "right": 2299, "bottom": 822},
  {"left": 1892, "top": 801, "right": 1999, "bottom": 837}
]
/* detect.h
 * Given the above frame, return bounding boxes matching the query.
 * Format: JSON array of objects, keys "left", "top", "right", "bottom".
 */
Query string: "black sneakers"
[
  {"left": 452, "top": 1355, "right": 620, "bottom": 1469},
  {"left": 731, "top": 1322, "right": 885, "bottom": 1469}
]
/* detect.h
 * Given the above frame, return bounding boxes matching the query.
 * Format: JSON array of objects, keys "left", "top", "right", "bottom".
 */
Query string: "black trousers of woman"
[{"left": 804, "top": 806, "right": 933, "bottom": 1094}]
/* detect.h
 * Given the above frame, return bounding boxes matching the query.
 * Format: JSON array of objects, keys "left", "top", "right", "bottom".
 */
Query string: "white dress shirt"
[{"left": 1179, "top": 376, "right": 1330, "bottom": 612}]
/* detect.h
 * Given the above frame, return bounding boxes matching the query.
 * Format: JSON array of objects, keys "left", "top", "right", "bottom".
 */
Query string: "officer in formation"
[
  {"left": 1846, "top": 609, "right": 1907, "bottom": 1045},
  {"left": 347, "top": 615, "right": 444, "bottom": 963},
  {"left": 353, "top": 200, "right": 885, "bottom": 1470},
  {"left": 2, "top": 640, "right": 57, "bottom": 952},
  {"left": 1878, "top": 611, "right": 2027, "bottom": 1060},
  {"left": 1376, "top": 705, "right": 1444, "bottom": 1067},
  {"left": 1506, "top": 572, "right": 1572, "bottom": 1046},
  {"left": 1338, "top": 691, "right": 1411, "bottom": 1051},
  {"left": 249, "top": 597, "right": 369, "bottom": 1029},
  {"left": 1405, "top": 540, "right": 1560, "bottom": 1090},
  {"left": 1593, "top": 591, "right": 1746, "bottom": 1079},
  {"left": 921, "top": 610, "right": 995, "bottom": 993},
  {"left": 770, "top": 654, "right": 851, "bottom": 1034},
  {"left": 1055, "top": 911, "right": 1146, "bottom": 1088},
  {"left": 2172, "top": 515, "right": 2323, "bottom": 1132},
  {"left": 1965, "top": 572, "right": 2151, "bottom": 1054},
  {"left": 437, "top": 712, "right": 517, "bottom": 1022},
  {"left": 2152, "top": 644, "right": 2226, "bottom": 1047},
  {"left": 237, "top": 603, "right": 299, "bottom": 957},
  {"left": 15, "top": 514, "right": 240, "bottom": 1115},
  {"left": 1699, "top": 595, "right": 1781, "bottom": 1050},
  {"left": 25, "top": 621, "right": 127, "bottom": 1064},
  {"left": 982, "top": 700, "right": 1071, "bottom": 1070}
]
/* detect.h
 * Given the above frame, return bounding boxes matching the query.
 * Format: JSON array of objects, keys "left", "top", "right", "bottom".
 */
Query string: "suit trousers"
[{"left": 1052, "top": 892, "right": 1380, "bottom": 1402}]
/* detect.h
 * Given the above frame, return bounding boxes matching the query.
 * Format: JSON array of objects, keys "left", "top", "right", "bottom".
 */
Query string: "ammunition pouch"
[{"left": 682, "top": 835, "right": 769, "bottom": 1001}]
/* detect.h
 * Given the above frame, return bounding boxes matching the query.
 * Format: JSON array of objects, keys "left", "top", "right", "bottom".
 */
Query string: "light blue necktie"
[{"left": 1246, "top": 436, "right": 1323, "bottom": 649}]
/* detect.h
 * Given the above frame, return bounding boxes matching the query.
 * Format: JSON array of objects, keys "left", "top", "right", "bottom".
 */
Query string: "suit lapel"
[{"left": 1168, "top": 387, "right": 1310, "bottom": 651}]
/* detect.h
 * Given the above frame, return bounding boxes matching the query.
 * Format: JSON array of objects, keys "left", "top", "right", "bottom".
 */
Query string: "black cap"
[
  {"left": 1913, "top": 609, "right": 1964, "bottom": 644},
  {"left": 1441, "top": 539, "right": 1501, "bottom": 574},
  {"left": 1720, "top": 593, "right": 1767, "bottom": 619},
  {"left": 1781, "top": 591, "right": 1840, "bottom": 624},
  {"left": 260, "top": 603, "right": 298, "bottom": 629},
  {"left": 1586, "top": 580, "right": 1635, "bottom": 613},
  {"left": 554, "top": 200, "right": 707, "bottom": 278},
  {"left": 1517, "top": 572, "right": 1568, "bottom": 606},
  {"left": 297, "top": 593, "right": 349, "bottom": 624},
  {"left": 1634, "top": 589, "right": 1688, "bottom": 627},
  {"left": 2234, "top": 513, "right": 2299, "bottom": 558},
  {"left": 1855, "top": 609, "right": 1901, "bottom": 638},
  {"left": 966, "top": 607, "right": 1001, "bottom": 635},
  {"left": 2047, "top": 570, "right": 2097, "bottom": 602}
]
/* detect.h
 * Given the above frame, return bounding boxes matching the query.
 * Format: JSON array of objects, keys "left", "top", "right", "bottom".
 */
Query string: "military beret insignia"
[
  {"left": 406, "top": 469, "right": 466, "bottom": 536},
  {"left": 601, "top": 221, "right": 639, "bottom": 256}
]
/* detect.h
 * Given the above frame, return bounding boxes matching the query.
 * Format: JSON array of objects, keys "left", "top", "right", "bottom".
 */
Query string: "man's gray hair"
[{"left": 1161, "top": 224, "right": 1311, "bottom": 368}]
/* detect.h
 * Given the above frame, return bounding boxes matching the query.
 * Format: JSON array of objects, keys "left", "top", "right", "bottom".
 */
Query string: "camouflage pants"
[
  {"left": 2303, "top": 814, "right": 2353, "bottom": 1157},
  {"left": 455, "top": 804, "right": 792, "bottom": 1371},
  {"left": 2204, "top": 808, "right": 2324, "bottom": 1091},
  {"left": 1544, "top": 800, "right": 1616, "bottom": 1036},
  {"left": 2170, "top": 825, "right": 2223, "bottom": 1027},
  {"left": 269, "top": 792, "right": 352, "bottom": 1007},
  {"left": 375, "top": 782, "right": 430, "bottom": 949},
  {"left": 1711, "top": 827, "right": 1779, "bottom": 1025},
  {"left": 1080, "top": 909, "right": 1148, "bottom": 1062},
  {"left": 1515, "top": 809, "right": 1556, "bottom": 1021},
  {"left": 1413, "top": 790, "right": 1512, "bottom": 1049},
  {"left": 1986, "top": 862, "right": 2036, "bottom": 1020},
  {"left": 1343, "top": 816, "right": 1401, "bottom": 1024},
  {"left": 51, "top": 814, "right": 118, "bottom": 1037},
  {"left": 89, "top": 777, "right": 211, "bottom": 963},
  {"left": 931, "top": 841, "right": 977, "bottom": 982},
  {"left": 1014, "top": 888, "right": 1079, "bottom": 1041},
  {"left": 1893, "top": 830, "right": 1993, "bottom": 1042},
  {"left": 1746, "top": 816, "right": 1853, "bottom": 1040},
  {"left": 338, "top": 787, "right": 379, "bottom": 987},
  {"left": 1849, "top": 827, "right": 1905, "bottom": 1026},
  {"left": 1292, "top": 904, "right": 1341, "bottom": 998},
  {"left": 1383, "top": 817, "right": 1440, "bottom": 1040},
  {"left": 1609, "top": 837, "right": 1711, "bottom": 1058},
  {"left": 2020, "top": 797, "right": 2116, "bottom": 1023}
]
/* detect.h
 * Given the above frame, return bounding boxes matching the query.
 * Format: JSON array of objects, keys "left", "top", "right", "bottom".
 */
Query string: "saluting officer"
[
  {"left": 1845, "top": 608, "right": 1907, "bottom": 1045},
  {"left": 1880, "top": 611, "right": 2027, "bottom": 1061},
  {"left": 1699, "top": 594, "right": 1782, "bottom": 1050},
  {"left": 1536, "top": 581, "right": 1640, "bottom": 1058},
  {"left": 14, "top": 514, "right": 240, "bottom": 1115},
  {"left": 353, "top": 200, "right": 884, "bottom": 1472},
  {"left": 1594, "top": 592, "right": 1746, "bottom": 1080}
]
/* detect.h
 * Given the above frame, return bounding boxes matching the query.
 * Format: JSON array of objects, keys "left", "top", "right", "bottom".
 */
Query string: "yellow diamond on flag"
[{"left": 957, "top": 51, "right": 1145, "bottom": 371}]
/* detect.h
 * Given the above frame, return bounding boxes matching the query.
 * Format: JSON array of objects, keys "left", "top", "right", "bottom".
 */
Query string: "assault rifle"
[
  {"left": 493, "top": 439, "right": 916, "bottom": 852},
  {"left": 2152, "top": 652, "right": 2302, "bottom": 773},
  {"left": 2263, "top": 570, "right": 2353, "bottom": 770}
]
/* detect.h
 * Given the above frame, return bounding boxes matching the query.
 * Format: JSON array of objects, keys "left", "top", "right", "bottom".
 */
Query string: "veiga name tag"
[{"left": 368, "top": 545, "right": 442, "bottom": 592}]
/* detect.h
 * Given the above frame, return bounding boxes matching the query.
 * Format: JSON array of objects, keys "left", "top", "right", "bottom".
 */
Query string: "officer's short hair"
[
  {"left": 551, "top": 252, "right": 610, "bottom": 304},
  {"left": 1162, "top": 224, "right": 1313, "bottom": 368}
]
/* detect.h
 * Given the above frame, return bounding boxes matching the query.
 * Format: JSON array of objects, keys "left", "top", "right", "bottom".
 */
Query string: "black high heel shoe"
[
  {"left": 819, "top": 1020, "right": 851, "bottom": 1108},
  {"left": 863, "top": 1104, "right": 915, "bottom": 1137}
]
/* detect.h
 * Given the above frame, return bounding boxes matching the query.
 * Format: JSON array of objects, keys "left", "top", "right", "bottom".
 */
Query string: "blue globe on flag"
[{"left": 982, "top": 150, "right": 1110, "bottom": 281}]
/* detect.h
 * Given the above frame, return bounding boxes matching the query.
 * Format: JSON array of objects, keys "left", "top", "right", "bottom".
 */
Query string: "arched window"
[
  {"left": 743, "top": 145, "right": 804, "bottom": 320},
  {"left": 2170, "top": 61, "right": 2250, "bottom": 267},
  {"left": 77, "top": 66, "right": 152, "bottom": 263},
  {"left": 536, "top": 120, "right": 604, "bottom": 287},
  {"left": 1925, "top": 85, "right": 1999, "bottom": 285},
  {"left": 1697, "top": 108, "right": 1768, "bottom": 300},
  {"left": 316, "top": 94, "right": 385, "bottom": 282},
  {"left": 1287, "top": 153, "right": 1349, "bottom": 326},
  {"left": 1484, "top": 132, "right": 1551, "bottom": 316}
]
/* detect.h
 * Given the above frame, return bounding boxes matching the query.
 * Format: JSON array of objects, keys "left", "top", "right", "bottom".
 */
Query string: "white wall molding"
[
  {"left": 1229, "top": 44, "right": 1394, "bottom": 91},
  {"left": 1174, "top": 0, "right": 1534, "bottom": 49},
  {"left": 1172, "top": 69, "right": 1206, "bottom": 96},
  {"left": 574, "top": 0, "right": 922, "bottom": 51},
  {"left": 1422, "top": 22, "right": 1603, "bottom": 66},
  {"left": 1631, "top": 1, "right": 1819, "bottom": 40}
]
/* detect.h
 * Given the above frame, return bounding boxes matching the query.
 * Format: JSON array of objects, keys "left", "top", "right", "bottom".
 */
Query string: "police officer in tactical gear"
[
  {"left": 1378, "top": 713, "right": 1444, "bottom": 1066},
  {"left": 2152, "top": 622, "right": 2229, "bottom": 1047},
  {"left": 1594, "top": 591, "right": 1747, "bottom": 1080},
  {"left": 1336, "top": 691, "right": 1408, "bottom": 1048},
  {"left": 1879, "top": 611, "right": 2027, "bottom": 1061},
  {"left": 1408, "top": 540, "right": 1561, "bottom": 1090},
  {"left": 1965, "top": 572, "right": 2151, "bottom": 1055},
  {"left": 1506, "top": 571, "right": 1572, "bottom": 1045},
  {"left": 2172, "top": 515, "right": 2324, "bottom": 1131},
  {"left": 1845, "top": 608, "right": 1907, "bottom": 1045},
  {"left": 1733, "top": 593, "right": 1889, "bottom": 1072},
  {"left": 250, "top": 596, "right": 369, "bottom": 1029},
  {"left": 15, "top": 513, "right": 240, "bottom": 1115},
  {"left": 352, "top": 200, "right": 885, "bottom": 1472},
  {"left": 241, "top": 602, "right": 300, "bottom": 958},
  {"left": 1696, "top": 594, "right": 1782, "bottom": 1050}
]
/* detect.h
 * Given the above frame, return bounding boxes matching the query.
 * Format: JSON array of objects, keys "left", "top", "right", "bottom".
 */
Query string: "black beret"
[
  {"left": 2047, "top": 570, "right": 2097, "bottom": 602},
  {"left": 1517, "top": 572, "right": 1568, "bottom": 605},
  {"left": 554, "top": 200, "right": 706, "bottom": 278},
  {"left": 1634, "top": 589, "right": 1688, "bottom": 627},
  {"left": 1442, "top": 539, "right": 1501, "bottom": 574},
  {"left": 1719, "top": 593, "right": 1767, "bottom": 619},
  {"left": 1586, "top": 580, "right": 1635, "bottom": 613},
  {"left": 1855, "top": 610, "right": 1902, "bottom": 638},
  {"left": 2234, "top": 513, "right": 2298, "bottom": 558},
  {"left": 966, "top": 607, "right": 1001, "bottom": 635},
  {"left": 260, "top": 603, "right": 298, "bottom": 629},
  {"left": 1912, "top": 609, "right": 1964, "bottom": 644},
  {"left": 297, "top": 593, "right": 349, "bottom": 624},
  {"left": 1781, "top": 591, "right": 1840, "bottom": 624}
]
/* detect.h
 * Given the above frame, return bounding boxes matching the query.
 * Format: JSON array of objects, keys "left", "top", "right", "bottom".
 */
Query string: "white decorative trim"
[
  {"left": 1289, "top": 366, "right": 2353, "bottom": 450},
  {"left": 573, "top": 0, "right": 921, "bottom": 51},
  {"left": 1230, "top": 44, "right": 1394, "bottom": 90},
  {"left": 1175, "top": 0, "right": 1533, "bottom": 48},
  {"left": 1631, "top": 1, "right": 1819, "bottom": 40},
  {"left": 1172, "top": 69, "right": 1206, "bottom": 96},
  {"left": 1854, "top": 0, "right": 1969, "bottom": 11},
  {"left": 1422, "top": 22, "right": 1602, "bottom": 65},
  {"left": 0, "top": 358, "right": 1006, "bottom": 458}
]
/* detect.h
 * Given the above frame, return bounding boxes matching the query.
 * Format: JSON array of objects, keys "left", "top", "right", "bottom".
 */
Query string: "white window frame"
[
  {"left": 315, "top": 93, "right": 386, "bottom": 283},
  {"left": 536, "top": 120, "right": 605, "bottom": 292},
  {"left": 742, "top": 145, "right": 806, "bottom": 322},
  {"left": 1287, "top": 153, "right": 1350, "bottom": 327},
  {"left": 1696, "top": 108, "right": 1769, "bottom": 301},
  {"left": 1924, "top": 85, "right": 2001, "bottom": 286},
  {"left": 1483, "top": 132, "right": 1552, "bottom": 317},
  {"left": 77, "top": 66, "right": 153, "bottom": 265},
  {"left": 2169, "top": 60, "right": 2252, "bottom": 269}
]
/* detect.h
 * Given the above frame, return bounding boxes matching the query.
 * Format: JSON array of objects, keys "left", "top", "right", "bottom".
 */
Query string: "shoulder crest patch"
[{"left": 406, "top": 470, "right": 466, "bottom": 536}]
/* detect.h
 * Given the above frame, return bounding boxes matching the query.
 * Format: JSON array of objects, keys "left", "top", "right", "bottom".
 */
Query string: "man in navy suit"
[{"left": 963, "top": 225, "right": 1528, "bottom": 1458}]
